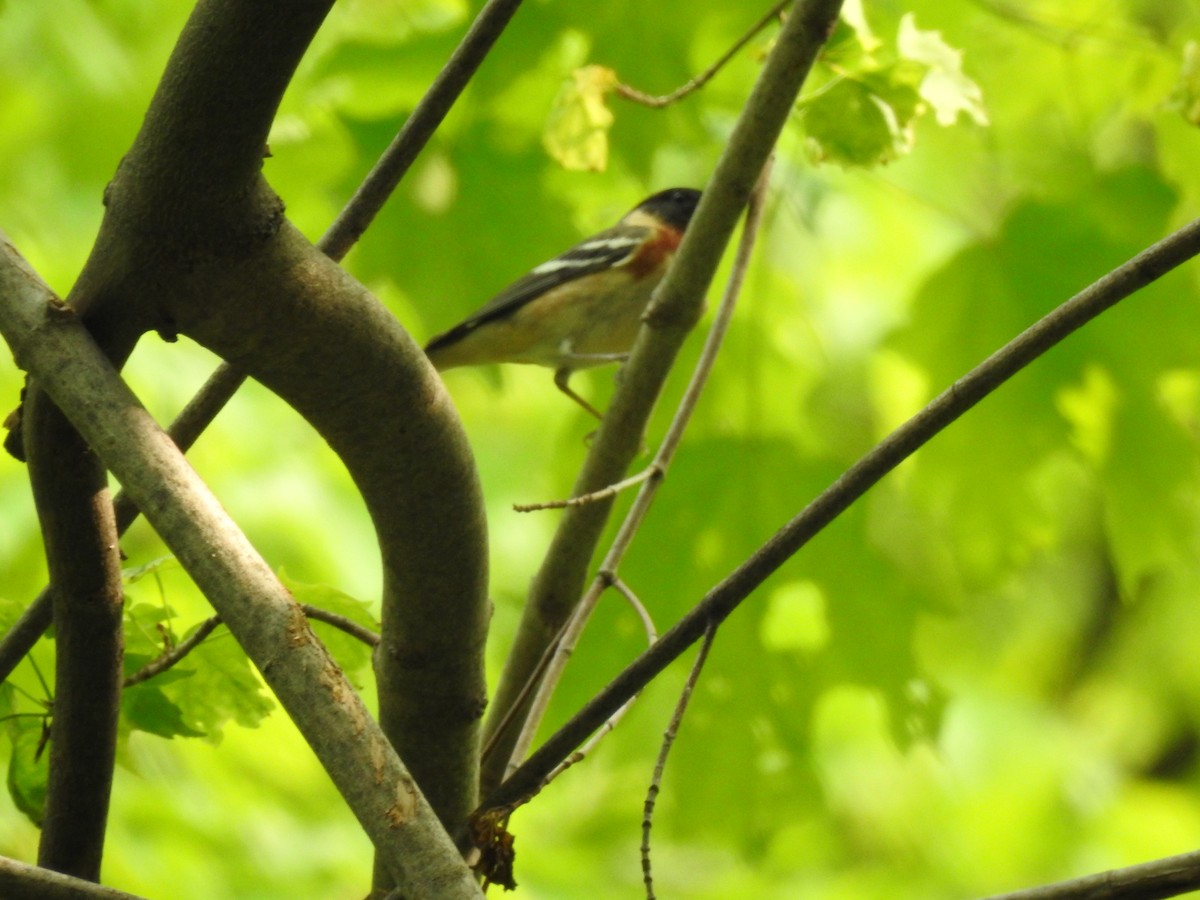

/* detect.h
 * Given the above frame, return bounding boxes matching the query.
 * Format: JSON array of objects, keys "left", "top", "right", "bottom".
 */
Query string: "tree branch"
[
  {"left": 0, "top": 855, "right": 149, "bottom": 900},
  {"left": 501, "top": 160, "right": 772, "bottom": 775},
  {"left": 20, "top": 0, "right": 495, "bottom": 857},
  {"left": 0, "top": 0, "right": 522, "bottom": 685},
  {"left": 483, "top": 212, "right": 1200, "bottom": 814},
  {"left": 480, "top": 0, "right": 843, "bottom": 795},
  {"left": 0, "top": 238, "right": 480, "bottom": 899},
  {"left": 981, "top": 847, "right": 1200, "bottom": 899},
  {"left": 615, "top": 1, "right": 789, "bottom": 108},
  {"left": 641, "top": 624, "right": 716, "bottom": 900},
  {"left": 24, "top": 391, "right": 123, "bottom": 881}
]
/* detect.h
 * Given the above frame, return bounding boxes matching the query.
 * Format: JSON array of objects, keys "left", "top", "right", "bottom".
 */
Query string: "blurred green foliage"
[{"left": 2, "top": 0, "right": 1200, "bottom": 897}]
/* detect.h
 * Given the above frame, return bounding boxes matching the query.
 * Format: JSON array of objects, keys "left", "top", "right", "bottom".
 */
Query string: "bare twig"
[
  {"left": 642, "top": 623, "right": 717, "bottom": 900},
  {"left": 483, "top": 213, "right": 1200, "bottom": 815},
  {"left": 609, "top": 577, "right": 658, "bottom": 644},
  {"left": 980, "top": 846, "right": 1200, "bottom": 899},
  {"left": 615, "top": 1, "right": 790, "bottom": 108},
  {"left": 123, "top": 617, "right": 221, "bottom": 688},
  {"left": 319, "top": 0, "right": 525, "bottom": 259},
  {"left": 478, "top": 578, "right": 658, "bottom": 773},
  {"left": 513, "top": 466, "right": 662, "bottom": 512},
  {"left": 123, "top": 604, "right": 380, "bottom": 689},
  {"left": 299, "top": 604, "right": 381, "bottom": 647},
  {"left": 500, "top": 160, "right": 772, "bottom": 780}
]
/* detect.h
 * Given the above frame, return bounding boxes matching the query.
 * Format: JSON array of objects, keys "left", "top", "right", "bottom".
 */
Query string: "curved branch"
[
  {"left": 42, "top": 0, "right": 492, "bottom": 852},
  {"left": 480, "top": 0, "right": 843, "bottom": 794},
  {"left": 483, "top": 213, "right": 1200, "bottom": 814},
  {"left": 0, "top": 0, "right": 523, "bottom": 683}
]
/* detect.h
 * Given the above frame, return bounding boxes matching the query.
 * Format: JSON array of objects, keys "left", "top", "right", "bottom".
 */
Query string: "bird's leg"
[
  {"left": 553, "top": 368, "right": 605, "bottom": 421},
  {"left": 562, "top": 351, "right": 629, "bottom": 365}
]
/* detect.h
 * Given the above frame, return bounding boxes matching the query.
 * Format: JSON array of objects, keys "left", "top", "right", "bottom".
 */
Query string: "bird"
[{"left": 424, "top": 187, "right": 702, "bottom": 419}]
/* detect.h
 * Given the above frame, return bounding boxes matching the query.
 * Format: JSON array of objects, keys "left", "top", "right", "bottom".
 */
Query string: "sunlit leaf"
[
  {"left": 543, "top": 64, "right": 617, "bottom": 172},
  {"left": 1166, "top": 40, "right": 1200, "bottom": 126},
  {"left": 897, "top": 13, "right": 988, "bottom": 127}
]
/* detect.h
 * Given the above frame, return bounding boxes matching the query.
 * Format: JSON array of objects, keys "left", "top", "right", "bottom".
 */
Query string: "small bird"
[{"left": 424, "top": 187, "right": 702, "bottom": 419}]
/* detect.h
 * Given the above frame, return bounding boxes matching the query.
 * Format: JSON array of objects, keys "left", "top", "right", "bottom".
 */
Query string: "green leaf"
[
  {"left": 802, "top": 75, "right": 920, "bottom": 167},
  {"left": 161, "top": 626, "right": 275, "bottom": 742},
  {"left": 122, "top": 683, "right": 205, "bottom": 739},
  {"left": 5, "top": 710, "right": 49, "bottom": 827},
  {"left": 804, "top": 10, "right": 985, "bottom": 167}
]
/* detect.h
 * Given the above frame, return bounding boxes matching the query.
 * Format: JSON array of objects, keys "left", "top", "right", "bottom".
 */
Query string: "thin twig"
[
  {"left": 609, "top": 577, "right": 658, "bottom": 644},
  {"left": 123, "top": 606, "right": 379, "bottom": 688},
  {"left": 319, "top": 0, "right": 525, "bottom": 259},
  {"left": 483, "top": 214, "right": 1200, "bottom": 815},
  {"left": 514, "top": 577, "right": 660, "bottom": 801},
  {"left": 980, "top": 846, "right": 1200, "bottom": 899},
  {"left": 642, "top": 623, "right": 717, "bottom": 900},
  {"left": 513, "top": 465, "right": 662, "bottom": 512},
  {"left": 500, "top": 160, "right": 772, "bottom": 780},
  {"left": 480, "top": 615, "right": 574, "bottom": 764},
  {"left": 123, "top": 616, "right": 221, "bottom": 688},
  {"left": 0, "top": 0, "right": 523, "bottom": 685},
  {"left": 298, "top": 603, "right": 381, "bottom": 647},
  {"left": 616, "top": 1, "right": 789, "bottom": 108}
]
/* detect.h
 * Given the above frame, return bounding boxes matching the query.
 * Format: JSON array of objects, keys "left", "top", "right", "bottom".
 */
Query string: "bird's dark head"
[{"left": 635, "top": 187, "right": 702, "bottom": 232}]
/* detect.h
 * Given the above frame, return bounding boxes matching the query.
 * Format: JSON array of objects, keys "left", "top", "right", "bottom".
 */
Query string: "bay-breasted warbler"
[{"left": 424, "top": 187, "right": 702, "bottom": 418}]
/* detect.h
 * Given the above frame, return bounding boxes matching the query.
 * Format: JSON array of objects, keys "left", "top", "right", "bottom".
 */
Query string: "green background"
[{"left": 3, "top": 0, "right": 1200, "bottom": 896}]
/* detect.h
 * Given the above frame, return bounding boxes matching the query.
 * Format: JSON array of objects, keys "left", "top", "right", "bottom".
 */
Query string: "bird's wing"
[{"left": 424, "top": 223, "right": 651, "bottom": 353}]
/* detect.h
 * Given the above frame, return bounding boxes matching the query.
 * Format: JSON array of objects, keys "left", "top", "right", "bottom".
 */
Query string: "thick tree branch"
[
  {"left": 0, "top": 0, "right": 522, "bottom": 684},
  {"left": 24, "top": 393, "right": 123, "bottom": 881},
  {"left": 0, "top": 236, "right": 481, "bottom": 898},
  {"left": 981, "top": 847, "right": 1200, "bottom": 899},
  {"left": 481, "top": 0, "right": 843, "bottom": 794},
  {"left": 483, "top": 214, "right": 1200, "bottom": 814},
  {"left": 48, "top": 0, "right": 490, "bottom": 855},
  {"left": 0, "top": 855, "right": 148, "bottom": 900}
]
